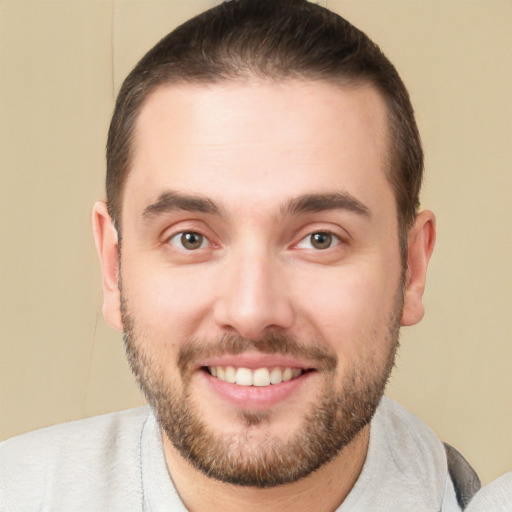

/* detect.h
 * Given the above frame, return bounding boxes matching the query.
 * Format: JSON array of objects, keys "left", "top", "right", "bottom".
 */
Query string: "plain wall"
[{"left": 0, "top": 0, "right": 510, "bottom": 486}]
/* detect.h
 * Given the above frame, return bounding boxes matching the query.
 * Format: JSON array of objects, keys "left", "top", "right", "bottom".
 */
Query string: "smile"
[{"left": 207, "top": 366, "right": 304, "bottom": 387}]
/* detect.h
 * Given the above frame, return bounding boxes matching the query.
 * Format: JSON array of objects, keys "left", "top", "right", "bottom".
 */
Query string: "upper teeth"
[{"left": 209, "top": 366, "right": 302, "bottom": 386}]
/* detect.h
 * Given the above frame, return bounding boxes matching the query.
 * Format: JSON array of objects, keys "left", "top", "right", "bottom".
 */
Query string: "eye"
[
  {"left": 296, "top": 231, "right": 341, "bottom": 250},
  {"left": 168, "top": 231, "right": 209, "bottom": 250}
]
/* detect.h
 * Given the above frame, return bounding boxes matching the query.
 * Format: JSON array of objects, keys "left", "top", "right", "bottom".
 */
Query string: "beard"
[{"left": 120, "top": 289, "right": 402, "bottom": 488}]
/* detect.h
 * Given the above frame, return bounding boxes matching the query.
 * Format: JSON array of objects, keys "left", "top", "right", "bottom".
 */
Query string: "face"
[{"left": 111, "top": 80, "right": 408, "bottom": 486}]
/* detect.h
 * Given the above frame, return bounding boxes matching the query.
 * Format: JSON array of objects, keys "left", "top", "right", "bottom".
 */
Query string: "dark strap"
[{"left": 444, "top": 443, "right": 481, "bottom": 509}]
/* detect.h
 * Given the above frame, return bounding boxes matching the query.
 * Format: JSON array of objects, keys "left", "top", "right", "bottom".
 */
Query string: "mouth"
[
  {"left": 204, "top": 365, "right": 313, "bottom": 387},
  {"left": 194, "top": 354, "right": 320, "bottom": 409}
]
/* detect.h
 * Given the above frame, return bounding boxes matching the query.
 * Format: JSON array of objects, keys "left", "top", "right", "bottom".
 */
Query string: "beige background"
[{"left": 0, "top": 0, "right": 510, "bottom": 486}]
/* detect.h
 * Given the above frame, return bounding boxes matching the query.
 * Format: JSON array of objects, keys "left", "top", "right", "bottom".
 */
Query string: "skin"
[{"left": 93, "top": 80, "right": 435, "bottom": 512}]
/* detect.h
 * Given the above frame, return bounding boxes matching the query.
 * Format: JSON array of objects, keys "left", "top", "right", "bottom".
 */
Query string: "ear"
[
  {"left": 92, "top": 201, "right": 123, "bottom": 331},
  {"left": 401, "top": 210, "right": 436, "bottom": 326}
]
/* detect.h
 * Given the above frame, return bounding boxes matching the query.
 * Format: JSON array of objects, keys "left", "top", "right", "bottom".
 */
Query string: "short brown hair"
[{"left": 107, "top": 0, "right": 423, "bottom": 254}]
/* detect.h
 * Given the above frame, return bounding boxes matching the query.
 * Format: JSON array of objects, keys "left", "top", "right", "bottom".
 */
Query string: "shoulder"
[
  {"left": 0, "top": 407, "right": 151, "bottom": 511},
  {"left": 371, "top": 397, "right": 482, "bottom": 511},
  {"left": 375, "top": 396, "right": 448, "bottom": 468},
  {"left": 0, "top": 406, "right": 150, "bottom": 467},
  {"left": 341, "top": 397, "right": 458, "bottom": 511},
  {"left": 465, "top": 472, "right": 512, "bottom": 512}
]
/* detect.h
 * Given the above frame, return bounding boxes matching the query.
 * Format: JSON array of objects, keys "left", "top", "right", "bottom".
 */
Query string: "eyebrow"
[
  {"left": 281, "top": 192, "right": 370, "bottom": 217},
  {"left": 142, "top": 191, "right": 220, "bottom": 220},
  {"left": 141, "top": 190, "right": 370, "bottom": 222}
]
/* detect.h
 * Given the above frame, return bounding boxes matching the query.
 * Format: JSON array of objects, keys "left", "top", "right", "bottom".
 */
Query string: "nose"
[{"left": 213, "top": 248, "right": 295, "bottom": 340}]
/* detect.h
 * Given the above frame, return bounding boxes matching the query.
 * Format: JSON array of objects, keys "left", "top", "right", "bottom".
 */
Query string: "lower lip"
[{"left": 197, "top": 369, "right": 315, "bottom": 410}]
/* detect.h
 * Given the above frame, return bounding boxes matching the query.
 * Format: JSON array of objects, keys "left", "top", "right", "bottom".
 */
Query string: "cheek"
[
  {"left": 292, "top": 262, "right": 401, "bottom": 352},
  {"left": 121, "top": 253, "right": 217, "bottom": 337}
]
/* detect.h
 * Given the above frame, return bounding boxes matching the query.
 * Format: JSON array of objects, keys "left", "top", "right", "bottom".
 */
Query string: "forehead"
[{"left": 124, "top": 79, "right": 393, "bottom": 221}]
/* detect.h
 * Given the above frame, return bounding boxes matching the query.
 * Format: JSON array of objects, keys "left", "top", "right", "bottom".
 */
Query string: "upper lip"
[{"left": 195, "top": 352, "right": 317, "bottom": 371}]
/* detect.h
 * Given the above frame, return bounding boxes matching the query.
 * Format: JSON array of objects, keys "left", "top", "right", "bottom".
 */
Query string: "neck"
[{"left": 162, "top": 425, "right": 369, "bottom": 512}]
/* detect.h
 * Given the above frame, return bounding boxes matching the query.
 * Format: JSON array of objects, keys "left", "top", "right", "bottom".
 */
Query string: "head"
[
  {"left": 94, "top": 0, "right": 435, "bottom": 489},
  {"left": 106, "top": 0, "right": 423, "bottom": 259}
]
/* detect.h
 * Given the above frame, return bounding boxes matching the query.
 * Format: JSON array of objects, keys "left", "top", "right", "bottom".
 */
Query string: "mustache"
[{"left": 178, "top": 331, "right": 338, "bottom": 375}]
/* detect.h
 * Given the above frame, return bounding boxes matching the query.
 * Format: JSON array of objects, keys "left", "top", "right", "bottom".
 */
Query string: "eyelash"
[
  {"left": 167, "top": 231, "right": 211, "bottom": 251},
  {"left": 295, "top": 231, "right": 342, "bottom": 251},
  {"left": 166, "top": 229, "right": 343, "bottom": 252}
]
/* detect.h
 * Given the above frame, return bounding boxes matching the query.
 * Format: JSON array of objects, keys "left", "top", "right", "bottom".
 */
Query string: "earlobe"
[
  {"left": 92, "top": 201, "right": 123, "bottom": 331},
  {"left": 401, "top": 210, "right": 436, "bottom": 326}
]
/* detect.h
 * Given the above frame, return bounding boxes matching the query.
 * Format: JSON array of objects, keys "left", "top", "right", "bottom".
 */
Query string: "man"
[{"left": 0, "top": 1, "right": 484, "bottom": 510}]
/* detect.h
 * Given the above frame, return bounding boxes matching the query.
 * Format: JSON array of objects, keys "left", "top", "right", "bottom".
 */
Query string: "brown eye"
[
  {"left": 182, "top": 232, "right": 203, "bottom": 249},
  {"left": 169, "top": 232, "right": 207, "bottom": 250},
  {"left": 310, "top": 232, "right": 333, "bottom": 249}
]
